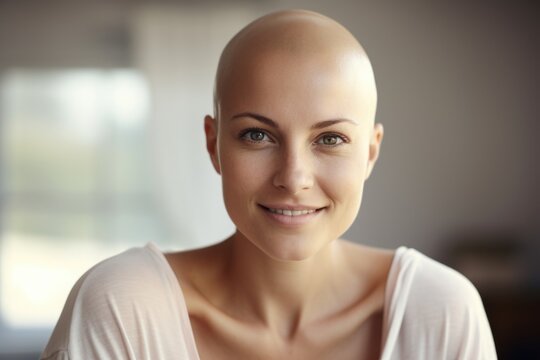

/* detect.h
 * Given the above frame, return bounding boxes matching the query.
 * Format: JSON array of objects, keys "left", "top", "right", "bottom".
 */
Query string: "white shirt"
[{"left": 41, "top": 243, "right": 497, "bottom": 359}]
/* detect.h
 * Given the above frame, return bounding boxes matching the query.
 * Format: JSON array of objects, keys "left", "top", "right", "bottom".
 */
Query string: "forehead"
[{"left": 219, "top": 49, "right": 376, "bottom": 124}]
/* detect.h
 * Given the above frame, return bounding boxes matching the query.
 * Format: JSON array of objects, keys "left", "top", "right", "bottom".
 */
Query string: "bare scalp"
[{"left": 213, "top": 9, "right": 377, "bottom": 122}]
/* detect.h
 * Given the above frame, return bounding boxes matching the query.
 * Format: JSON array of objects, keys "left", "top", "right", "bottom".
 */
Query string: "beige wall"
[{"left": 0, "top": 0, "right": 537, "bottom": 256}]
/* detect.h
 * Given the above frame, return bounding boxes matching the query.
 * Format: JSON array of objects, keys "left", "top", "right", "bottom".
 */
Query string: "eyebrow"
[{"left": 230, "top": 112, "right": 358, "bottom": 129}]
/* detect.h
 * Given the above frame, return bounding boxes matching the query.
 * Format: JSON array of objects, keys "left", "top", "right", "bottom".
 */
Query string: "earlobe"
[
  {"left": 204, "top": 115, "right": 221, "bottom": 174},
  {"left": 365, "top": 123, "right": 384, "bottom": 180}
]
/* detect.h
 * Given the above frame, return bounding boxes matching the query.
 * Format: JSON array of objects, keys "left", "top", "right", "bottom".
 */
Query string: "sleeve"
[
  {"left": 399, "top": 252, "right": 498, "bottom": 359},
  {"left": 39, "top": 247, "right": 191, "bottom": 360},
  {"left": 40, "top": 251, "right": 148, "bottom": 360}
]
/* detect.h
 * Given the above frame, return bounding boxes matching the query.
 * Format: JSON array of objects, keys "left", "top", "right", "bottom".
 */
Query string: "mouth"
[
  {"left": 257, "top": 204, "right": 326, "bottom": 227},
  {"left": 258, "top": 204, "right": 326, "bottom": 220}
]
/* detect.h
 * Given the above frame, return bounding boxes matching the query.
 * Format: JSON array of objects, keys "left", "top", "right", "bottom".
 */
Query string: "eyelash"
[
  {"left": 239, "top": 128, "right": 273, "bottom": 143},
  {"left": 238, "top": 128, "right": 349, "bottom": 147},
  {"left": 315, "top": 133, "right": 348, "bottom": 146}
]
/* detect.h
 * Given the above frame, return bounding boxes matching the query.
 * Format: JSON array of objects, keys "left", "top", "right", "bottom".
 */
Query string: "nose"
[{"left": 272, "top": 146, "right": 314, "bottom": 194}]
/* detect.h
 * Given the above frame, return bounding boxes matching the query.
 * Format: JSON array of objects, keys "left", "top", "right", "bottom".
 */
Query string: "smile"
[
  {"left": 258, "top": 204, "right": 325, "bottom": 227},
  {"left": 267, "top": 208, "right": 316, "bottom": 216}
]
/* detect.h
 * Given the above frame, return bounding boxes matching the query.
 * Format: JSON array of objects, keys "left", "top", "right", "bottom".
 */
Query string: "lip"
[
  {"left": 259, "top": 204, "right": 322, "bottom": 211},
  {"left": 258, "top": 204, "right": 325, "bottom": 227}
]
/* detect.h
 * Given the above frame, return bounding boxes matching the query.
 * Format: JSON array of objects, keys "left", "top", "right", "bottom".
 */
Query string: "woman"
[{"left": 41, "top": 9, "right": 497, "bottom": 360}]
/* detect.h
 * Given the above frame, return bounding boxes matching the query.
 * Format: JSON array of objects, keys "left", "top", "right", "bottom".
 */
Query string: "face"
[{"left": 205, "top": 50, "right": 383, "bottom": 261}]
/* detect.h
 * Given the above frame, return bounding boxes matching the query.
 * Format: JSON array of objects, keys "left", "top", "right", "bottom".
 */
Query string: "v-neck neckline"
[{"left": 146, "top": 241, "right": 407, "bottom": 360}]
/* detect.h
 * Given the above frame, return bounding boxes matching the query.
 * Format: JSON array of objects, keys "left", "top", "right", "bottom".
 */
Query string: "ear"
[
  {"left": 364, "top": 123, "right": 384, "bottom": 180},
  {"left": 204, "top": 115, "right": 221, "bottom": 174}
]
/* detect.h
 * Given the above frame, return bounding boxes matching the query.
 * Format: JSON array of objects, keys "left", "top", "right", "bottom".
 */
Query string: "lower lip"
[{"left": 259, "top": 205, "right": 324, "bottom": 227}]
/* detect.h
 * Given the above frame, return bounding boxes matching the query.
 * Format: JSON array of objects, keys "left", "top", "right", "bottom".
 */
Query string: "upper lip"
[{"left": 259, "top": 204, "right": 324, "bottom": 211}]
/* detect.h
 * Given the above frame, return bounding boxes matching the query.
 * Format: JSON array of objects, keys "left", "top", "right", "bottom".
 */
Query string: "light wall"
[
  {"left": 131, "top": 1, "right": 539, "bottom": 257},
  {"left": 1, "top": 0, "right": 536, "bottom": 257}
]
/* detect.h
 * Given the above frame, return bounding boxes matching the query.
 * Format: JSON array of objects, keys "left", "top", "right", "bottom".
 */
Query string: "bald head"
[{"left": 213, "top": 9, "right": 377, "bottom": 123}]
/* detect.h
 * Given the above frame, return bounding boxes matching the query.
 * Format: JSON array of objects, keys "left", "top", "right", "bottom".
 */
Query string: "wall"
[{"left": 130, "top": 0, "right": 539, "bottom": 258}]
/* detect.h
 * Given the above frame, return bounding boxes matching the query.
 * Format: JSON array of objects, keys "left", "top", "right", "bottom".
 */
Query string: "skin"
[{"left": 166, "top": 9, "right": 394, "bottom": 359}]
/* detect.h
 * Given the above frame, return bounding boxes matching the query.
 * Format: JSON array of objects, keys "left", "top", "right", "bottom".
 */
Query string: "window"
[{"left": 0, "top": 69, "right": 169, "bottom": 329}]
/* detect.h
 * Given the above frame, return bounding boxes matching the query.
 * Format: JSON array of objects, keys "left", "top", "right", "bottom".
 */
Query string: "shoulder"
[
  {"left": 387, "top": 247, "right": 485, "bottom": 322},
  {"left": 42, "top": 243, "right": 188, "bottom": 359},
  {"left": 404, "top": 249, "right": 481, "bottom": 304},
  {"left": 57, "top": 243, "right": 177, "bottom": 324},
  {"left": 76, "top": 244, "right": 168, "bottom": 302},
  {"left": 384, "top": 247, "right": 497, "bottom": 359},
  {"left": 398, "top": 248, "right": 485, "bottom": 319}
]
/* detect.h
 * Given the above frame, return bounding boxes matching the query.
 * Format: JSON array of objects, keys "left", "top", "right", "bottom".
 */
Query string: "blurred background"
[{"left": 0, "top": 0, "right": 537, "bottom": 358}]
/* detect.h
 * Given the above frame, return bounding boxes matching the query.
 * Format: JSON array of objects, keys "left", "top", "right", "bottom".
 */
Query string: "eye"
[
  {"left": 239, "top": 128, "right": 272, "bottom": 143},
  {"left": 316, "top": 133, "right": 346, "bottom": 146}
]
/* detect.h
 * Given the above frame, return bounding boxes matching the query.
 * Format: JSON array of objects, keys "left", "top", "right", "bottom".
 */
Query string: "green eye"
[
  {"left": 249, "top": 131, "right": 265, "bottom": 141},
  {"left": 317, "top": 134, "right": 344, "bottom": 146},
  {"left": 240, "top": 128, "right": 271, "bottom": 143}
]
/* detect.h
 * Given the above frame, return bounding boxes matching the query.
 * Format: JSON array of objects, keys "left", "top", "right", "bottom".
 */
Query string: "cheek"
[
  {"left": 317, "top": 149, "right": 368, "bottom": 199},
  {"left": 219, "top": 144, "right": 272, "bottom": 198},
  {"left": 317, "top": 156, "right": 367, "bottom": 236}
]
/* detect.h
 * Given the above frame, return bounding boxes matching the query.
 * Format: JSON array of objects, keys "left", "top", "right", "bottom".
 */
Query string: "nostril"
[{"left": 272, "top": 167, "right": 314, "bottom": 193}]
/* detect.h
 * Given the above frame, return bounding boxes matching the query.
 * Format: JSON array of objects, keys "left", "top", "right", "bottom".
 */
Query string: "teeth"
[{"left": 267, "top": 208, "right": 316, "bottom": 216}]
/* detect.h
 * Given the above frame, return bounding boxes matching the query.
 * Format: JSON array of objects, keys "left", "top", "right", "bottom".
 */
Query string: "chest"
[{"left": 189, "top": 311, "right": 383, "bottom": 360}]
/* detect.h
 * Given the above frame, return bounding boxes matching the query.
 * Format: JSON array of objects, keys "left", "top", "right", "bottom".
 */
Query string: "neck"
[{"left": 224, "top": 230, "right": 346, "bottom": 340}]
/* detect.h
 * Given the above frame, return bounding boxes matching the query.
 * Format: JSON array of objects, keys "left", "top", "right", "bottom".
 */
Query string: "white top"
[{"left": 40, "top": 243, "right": 497, "bottom": 359}]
